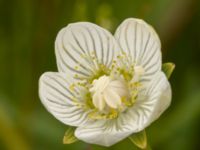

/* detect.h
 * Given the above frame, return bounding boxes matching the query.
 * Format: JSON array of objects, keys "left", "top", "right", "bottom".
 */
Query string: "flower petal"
[
  {"left": 39, "top": 72, "right": 89, "bottom": 126},
  {"left": 75, "top": 120, "right": 132, "bottom": 147},
  {"left": 55, "top": 22, "right": 120, "bottom": 79},
  {"left": 142, "top": 72, "right": 172, "bottom": 126},
  {"left": 122, "top": 72, "right": 171, "bottom": 132},
  {"left": 114, "top": 18, "right": 161, "bottom": 82}
]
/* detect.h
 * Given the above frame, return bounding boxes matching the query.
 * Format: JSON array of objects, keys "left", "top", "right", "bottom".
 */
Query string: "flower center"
[
  {"left": 89, "top": 75, "right": 128, "bottom": 111},
  {"left": 70, "top": 52, "right": 145, "bottom": 120}
]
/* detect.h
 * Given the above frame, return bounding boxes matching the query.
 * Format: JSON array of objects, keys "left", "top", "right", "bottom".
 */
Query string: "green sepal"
[
  {"left": 129, "top": 130, "right": 147, "bottom": 149},
  {"left": 63, "top": 127, "right": 78, "bottom": 144},
  {"left": 162, "top": 62, "right": 175, "bottom": 79}
]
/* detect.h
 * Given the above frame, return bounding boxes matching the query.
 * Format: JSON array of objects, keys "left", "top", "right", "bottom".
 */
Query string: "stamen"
[{"left": 70, "top": 54, "right": 143, "bottom": 121}]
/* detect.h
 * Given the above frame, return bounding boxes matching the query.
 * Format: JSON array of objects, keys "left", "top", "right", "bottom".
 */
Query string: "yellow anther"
[
  {"left": 108, "top": 109, "right": 118, "bottom": 119},
  {"left": 74, "top": 74, "right": 79, "bottom": 78},
  {"left": 121, "top": 97, "right": 132, "bottom": 107},
  {"left": 74, "top": 66, "right": 79, "bottom": 70},
  {"left": 69, "top": 83, "right": 75, "bottom": 91}
]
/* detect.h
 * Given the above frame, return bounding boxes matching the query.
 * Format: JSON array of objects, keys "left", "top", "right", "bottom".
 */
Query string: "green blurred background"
[{"left": 0, "top": 0, "right": 200, "bottom": 150}]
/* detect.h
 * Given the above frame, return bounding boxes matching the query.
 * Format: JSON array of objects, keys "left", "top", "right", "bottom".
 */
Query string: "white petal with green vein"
[
  {"left": 114, "top": 18, "right": 161, "bottom": 82},
  {"left": 39, "top": 72, "right": 90, "bottom": 127},
  {"left": 124, "top": 72, "right": 171, "bottom": 130},
  {"left": 55, "top": 22, "right": 120, "bottom": 78}
]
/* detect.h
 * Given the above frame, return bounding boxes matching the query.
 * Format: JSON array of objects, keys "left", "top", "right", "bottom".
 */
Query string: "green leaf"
[
  {"left": 129, "top": 130, "right": 147, "bottom": 149},
  {"left": 162, "top": 62, "right": 175, "bottom": 79},
  {"left": 63, "top": 127, "right": 78, "bottom": 144}
]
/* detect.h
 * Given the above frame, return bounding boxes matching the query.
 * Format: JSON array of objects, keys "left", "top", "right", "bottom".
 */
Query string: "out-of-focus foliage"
[{"left": 0, "top": 0, "right": 200, "bottom": 150}]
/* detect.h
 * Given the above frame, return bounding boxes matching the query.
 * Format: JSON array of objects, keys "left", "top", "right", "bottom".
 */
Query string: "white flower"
[{"left": 39, "top": 18, "right": 171, "bottom": 147}]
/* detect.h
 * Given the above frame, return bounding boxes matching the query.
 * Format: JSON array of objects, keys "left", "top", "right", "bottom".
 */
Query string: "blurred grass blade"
[
  {"left": 0, "top": 103, "right": 31, "bottom": 150},
  {"left": 129, "top": 130, "right": 147, "bottom": 149},
  {"left": 63, "top": 127, "right": 78, "bottom": 144},
  {"left": 162, "top": 62, "right": 175, "bottom": 79}
]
